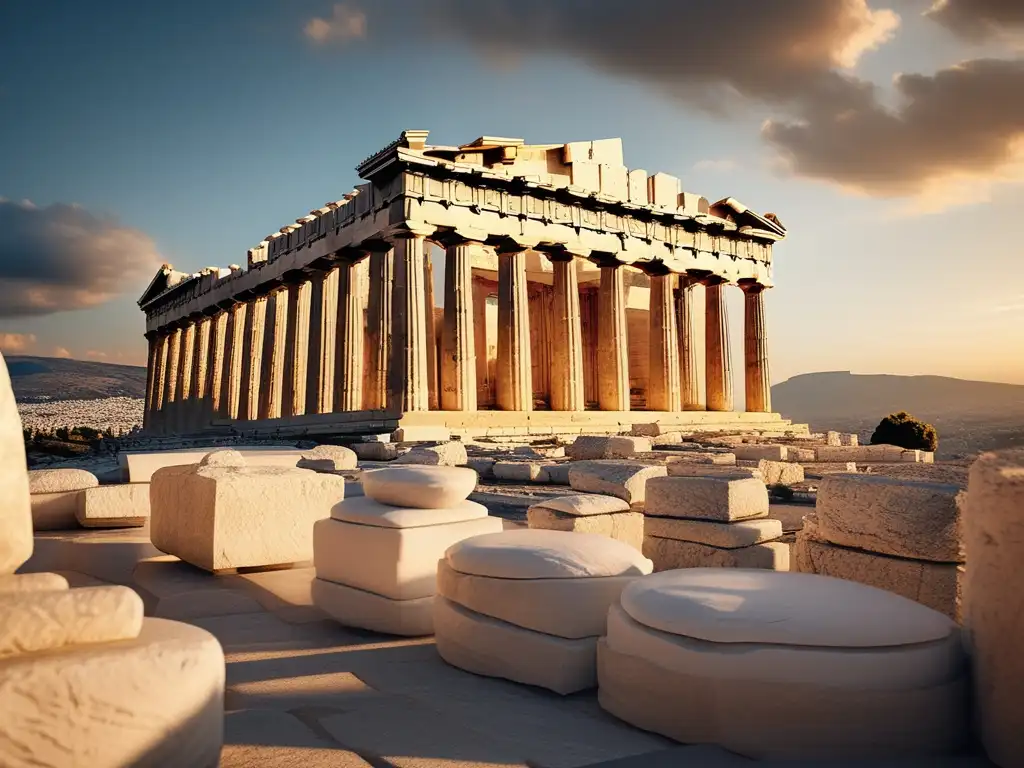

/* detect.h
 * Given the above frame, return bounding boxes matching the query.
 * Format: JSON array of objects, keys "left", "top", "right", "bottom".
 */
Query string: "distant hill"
[
  {"left": 6, "top": 356, "right": 147, "bottom": 402},
  {"left": 773, "top": 371, "right": 1024, "bottom": 458}
]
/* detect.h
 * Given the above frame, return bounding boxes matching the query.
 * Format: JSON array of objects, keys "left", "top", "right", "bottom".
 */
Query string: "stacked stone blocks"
[
  {"left": 642, "top": 476, "right": 789, "bottom": 571},
  {"left": 792, "top": 473, "right": 963, "bottom": 619}
]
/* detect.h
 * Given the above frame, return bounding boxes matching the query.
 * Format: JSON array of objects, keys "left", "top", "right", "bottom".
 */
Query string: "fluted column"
[
  {"left": 334, "top": 259, "right": 365, "bottom": 411},
  {"left": 705, "top": 279, "right": 734, "bottom": 412},
  {"left": 597, "top": 263, "right": 630, "bottom": 411},
  {"left": 742, "top": 282, "right": 772, "bottom": 413},
  {"left": 306, "top": 269, "right": 338, "bottom": 415},
  {"left": 191, "top": 317, "right": 211, "bottom": 431},
  {"left": 548, "top": 255, "right": 584, "bottom": 411},
  {"left": 496, "top": 248, "right": 532, "bottom": 411},
  {"left": 365, "top": 248, "right": 394, "bottom": 410},
  {"left": 283, "top": 279, "right": 312, "bottom": 417},
  {"left": 222, "top": 302, "right": 248, "bottom": 420},
  {"left": 239, "top": 296, "right": 267, "bottom": 421},
  {"left": 208, "top": 311, "right": 228, "bottom": 419},
  {"left": 424, "top": 252, "right": 439, "bottom": 410},
  {"left": 388, "top": 235, "right": 430, "bottom": 412},
  {"left": 259, "top": 288, "right": 289, "bottom": 420},
  {"left": 648, "top": 273, "right": 681, "bottom": 411},
  {"left": 676, "top": 276, "right": 704, "bottom": 410},
  {"left": 162, "top": 327, "right": 182, "bottom": 431},
  {"left": 143, "top": 335, "right": 157, "bottom": 430},
  {"left": 441, "top": 242, "right": 478, "bottom": 411},
  {"left": 176, "top": 322, "right": 196, "bottom": 432},
  {"left": 150, "top": 334, "right": 169, "bottom": 432}
]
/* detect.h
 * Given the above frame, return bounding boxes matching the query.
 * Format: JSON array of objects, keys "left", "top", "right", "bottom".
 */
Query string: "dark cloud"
[
  {"left": 332, "top": 0, "right": 1024, "bottom": 199},
  {"left": 0, "top": 199, "right": 162, "bottom": 317},
  {"left": 925, "top": 0, "right": 1024, "bottom": 42},
  {"left": 764, "top": 58, "right": 1024, "bottom": 196}
]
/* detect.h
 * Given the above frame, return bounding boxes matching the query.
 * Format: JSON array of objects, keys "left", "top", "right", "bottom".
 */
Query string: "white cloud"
[
  {"left": 305, "top": 4, "right": 367, "bottom": 45},
  {"left": 0, "top": 333, "right": 37, "bottom": 353}
]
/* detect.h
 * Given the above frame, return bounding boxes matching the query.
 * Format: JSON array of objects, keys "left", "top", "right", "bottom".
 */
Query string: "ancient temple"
[{"left": 138, "top": 131, "right": 790, "bottom": 438}]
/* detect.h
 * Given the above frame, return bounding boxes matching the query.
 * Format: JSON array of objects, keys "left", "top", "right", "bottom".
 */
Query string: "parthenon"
[{"left": 138, "top": 131, "right": 789, "bottom": 439}]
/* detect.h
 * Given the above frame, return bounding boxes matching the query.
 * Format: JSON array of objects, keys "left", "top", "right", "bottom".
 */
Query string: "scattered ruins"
[{"left": 138, "top": 131, "right": 792, "bottom": 441}]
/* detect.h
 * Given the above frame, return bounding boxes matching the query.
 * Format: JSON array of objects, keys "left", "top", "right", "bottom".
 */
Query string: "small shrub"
[{"left": 870, "top": 411, "right": 938, "bottom": 452}]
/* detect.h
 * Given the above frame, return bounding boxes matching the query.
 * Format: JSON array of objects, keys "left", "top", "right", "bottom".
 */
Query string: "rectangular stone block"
[
  {"left": 566, "top": 435, "right": 611, "bottom": 460},
  {"left": 816, "top": 474, "right": 964, "bottom": 563},
  {"left": 527, "top": 508, "right": 644, "bottom": 551},
  {"left": 76, "top": 484, "right": 150, "bottom": 528},
  {"left": 757, "top": 460, "right": 805, "bottom": 486},
  {"left": 792, "top": 532, "right": 959, "bottom": 620},
  {"left": 391, "top": 426, "right": 451, "bottom": 442},
  {"left": 352, "top": 442, "right": 401, "bottom": 461},
  {"left": 645, "top": 476, "right": 769, "bottom": 522},
  {"left": 644, "top": 516, "right": 782, "bottom": 549},
  {"left": 788, "top": 447, "right": 817, "bottom": 462},
  {"left": 800, "top": 462, "right": 858, "bottom": 478},
  {"left": 30, "top": 491, "right": 82, "bottom": 531},
  {"left": 628, "top": 169, "right": 648, "bottom": 203},
  {"left": 734, "top": 445, "right": 788, "bottom": 462},
  {"left": 151, "top": 461, "right": 345, "bottom": 572},
  {"left": 666, "top": 463, "right": 762, "bottom": 480},
  {"left": 568, "top": 461, "right": 667, "bottom": 507},
  {"left": 120, "top": 447, "right": 304, "bottom": 482},
  {"left": 599, "top": 164, "right": 628, "bottom": 198},
  {"left": 493, "top": 461, "right": 552, "bottom": 482},
  {"left": 643, "top": 536, "right": 789, "bottom": 571},
  {"left": 606, "top": 436, "right": 652, "bottom": 458}
]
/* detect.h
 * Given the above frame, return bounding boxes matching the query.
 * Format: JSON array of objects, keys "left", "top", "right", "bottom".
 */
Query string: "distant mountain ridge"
[
  {"left": 6, "top": 356, "right": 147, "bottom": 402},
  {"left": 772, "top": 371, "right": 1024, "bottom": 458}
]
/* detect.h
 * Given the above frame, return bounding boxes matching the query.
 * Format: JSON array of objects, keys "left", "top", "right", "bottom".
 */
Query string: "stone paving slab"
[{"left": 222, "top": 709, "right": 372, "bottom": 768}]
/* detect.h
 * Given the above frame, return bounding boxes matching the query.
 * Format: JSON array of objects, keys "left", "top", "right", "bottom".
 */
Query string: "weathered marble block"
[
  {"left": 566, "top": 435, "right": 613, "bottom": 460},
  {"left": 351, "top": 442, "right": 402, "bottom": 461},
  {"left": 29, "top": 469, "right": 99, "bottom": 531},
  {"left": 0, "top": 617, "right": 225, "bottom": 768},
  {"left": 791, "top": 521, "right": 959, "bottom": 620},
  {"left": 568, "top": 460, "right": 667, "bottom": 507},
  {"left": 76, "top": 483, "right": 150, "bottom": 528},
  {"left": 606, "top": 436, "right": 652, "bottom": 458},
  {"left": 643, "top": 536, "right": 789, "bottom": 571},
  {"left": 393, "top": 441, "right": 468, "bottom": 467},
  {"left": 150, "top": 453, "right": 345, "bottom": 572},
  {"left": 435, "top": 530, "right": 652, "bottom": 694},
  {"left": 297, "top": 444, "right": 357, "bottom": 472},
  {"left": 734, "top": 444, "right": 788, "bottom": 461},
  {"left": 644, "top": 515, "right": 783, "bottom": 549},
  {"left": 816, "top": 474, "right": 964, "bottom": 563},
  {"left": 527, "top": 507, "right": 644, "bottom": 551},
  {"left": 757, "top": 459, "right": 805, "bottom": 486},
  {"left": 963, "top": 449, "right": 1024, "bottom": 767},
  {"left": 0, "top": 354, "right": 31, "bottom": 575},
  {"left": 599, "top": 569, "right": 967, "bottom": 759},
  {"left": 667, "top": 462, "right": 762, "bottom": 480},
  {"left": 362, "top": 465, "right": 477, "bottom": 509},
  {"left": 645, "top": 476, "right": 769, "bottom": 522},
  {"left": 493, "top": 460, "right": 552, "bottom": 482}
]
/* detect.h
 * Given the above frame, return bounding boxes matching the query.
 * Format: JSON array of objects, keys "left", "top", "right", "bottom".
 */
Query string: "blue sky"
[{"left": 1, "top": 0, "right": 1022, "bottom": 385}]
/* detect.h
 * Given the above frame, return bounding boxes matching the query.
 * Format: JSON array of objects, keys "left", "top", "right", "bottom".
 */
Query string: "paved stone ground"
[{"left": 19, "top": 523, "right": 995, "bottom": 768}]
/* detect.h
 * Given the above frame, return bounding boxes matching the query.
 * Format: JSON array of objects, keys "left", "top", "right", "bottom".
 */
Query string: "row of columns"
[{"left": 144, "top": 235, "right": 772, "bottom": 432}]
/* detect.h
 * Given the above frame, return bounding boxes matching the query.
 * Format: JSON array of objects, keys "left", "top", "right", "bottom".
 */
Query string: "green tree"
[{"left": 870, "top": 411, "right": 938, "bottom": 452}]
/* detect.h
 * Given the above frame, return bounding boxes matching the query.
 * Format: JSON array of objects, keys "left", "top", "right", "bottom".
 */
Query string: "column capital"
[
  {"left": 432, "top": 226, "right": 489, "bottom": 248},
  {"left": 386, "top": 221, "right": 436, "bottom": 240},
  {"left": 493, "top": 234, "right": 539, "bottom": 254},
  {"left": 536, "top": 241, "right": 590, "bottom": 262},
  {"left": 589, "top": 250, "right": 628, "bottom": 269},
  {"left": 637, "top": 259, "right": 675, "bottom": 277},
  {"left": 738, "top": 279, "right": 769, "bottom": 294}
]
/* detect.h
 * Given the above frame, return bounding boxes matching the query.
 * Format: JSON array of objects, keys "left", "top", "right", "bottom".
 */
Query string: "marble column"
[
  {"left": 548, "top": 255, "right": 584, "bottom": 411},
  {"left": 388, "top": 235, "right": 430, "bottom": 412},
  {"left": 259, "top": 288, "right": 289, "bottom": 420},
  {"left": 496, "top": 249, "right": 532, "bottom": 411},
  {"left": 151, "top": 334, "right": 169, "bottom": 432},
  {"left": 705, "top": 279, "right": 734, "bottom": 412},
  {"left": 223, "top": 302, "right": 248, "bottom": 420},
  {"left": 208, "top": 311, "right": 228, "bottom": 419},
  {"left": 597, "top": 264, "right": 630, "bottom": 411},
  {"left": 176, "top": 322, "right": 196, "bottom": 432},
  {"left": 676, "top": 276, "right": 704, "bottom": 410},
  {"left": 365, "top": 248, "right": 394, "bottom": 411},
  {"left": 334, "top": 259, "right": 364, "bottom": 412},
  {"left": 441, "top": 242, "right": 478, "bottom": 411},
  {"left": 239, "top": 296, "right": 268, "bottom": 422},
  {"left": 648, "top": 273, "right": 681, "bottom": 412},
  {"left": 283, "top": 279, "right": 312, "bottom": 417},
  {"left": 191, "top": 317, "right": 211, "bottom": 431},
  {"left": 743, "top": 283, "right": 772, "bottom": 413},
  {"left": 143, "top": 335, "right": 158, "bottom": 431},
  {"left": 162, "top": 328, "right": 182, "bottom": 430},
  {"left": 424, "top": 252, "right": 439, "bottom": 411},
  {"left": 306, "top": 269, "right": 338, "bottom": 415}
]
